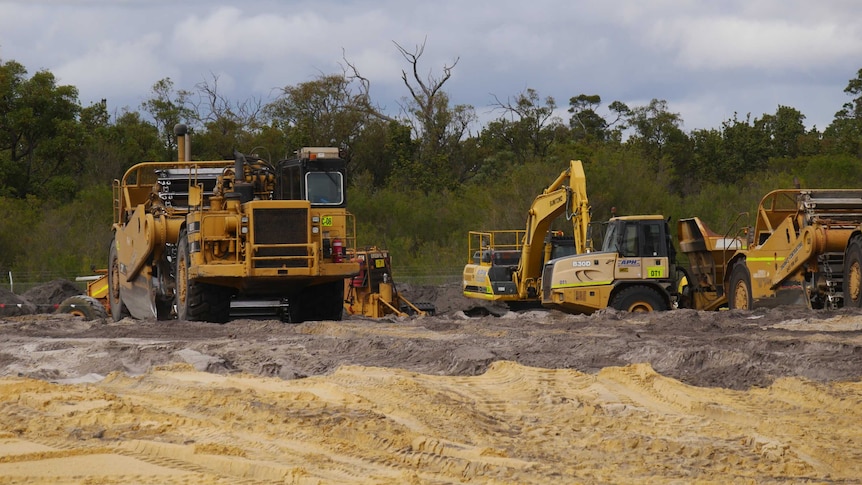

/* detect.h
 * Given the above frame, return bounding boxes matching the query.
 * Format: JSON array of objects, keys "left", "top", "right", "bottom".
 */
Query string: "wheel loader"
[
  {"left": 343, "top": 247, "right": 435, "bottom": 318},
  {"left": 66, "top": 125, "right": 360, "bottom": 323}
]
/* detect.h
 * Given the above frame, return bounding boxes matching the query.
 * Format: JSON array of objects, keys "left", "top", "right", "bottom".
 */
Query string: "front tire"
[
  {"left": 610, "top": 286, "right": 667, "bottom": 313},
  {"left": 728, "top": 262, "right": 753, "bottom": 310},
  {"left": 175, "top": 230, "right": 231, "bottom": 323},
  {"left": 57, "top": 295, "right": 108, "bottom": 321},
  {"left": 844, "top": 237, "right": 862, "bottom": 308}
]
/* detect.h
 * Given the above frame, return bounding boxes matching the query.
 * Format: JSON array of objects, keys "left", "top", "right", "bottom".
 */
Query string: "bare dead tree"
[
  {"left": 340, "top": 50, "right": 399, "bottom": 124},
  {"left": 394, "top": 38, "right": 459, "bottom": 140},
  {"left": 189, "top": 72, "right": 263, "bottom": 133}
]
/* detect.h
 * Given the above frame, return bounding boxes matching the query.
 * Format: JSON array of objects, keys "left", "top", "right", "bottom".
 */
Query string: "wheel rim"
[
  {"left": 110, "top": 257, "right": 121, "bottom": 303},
  {"left": 627, "top": 301, "right": 654, "bottom": 312},
  {"left": 177, "top": 253, "right": 188, "bottom": 312},
  {"left": 734, "top": 280, "right": 750, "bottom": 310},
  {"left": 849, "top": 260, "right": 862, "bottom": 304}
]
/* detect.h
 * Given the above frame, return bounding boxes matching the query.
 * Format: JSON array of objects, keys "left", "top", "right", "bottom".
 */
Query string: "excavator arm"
[{"left": 514, "top": 160, "right": 591, "bottom": 297}]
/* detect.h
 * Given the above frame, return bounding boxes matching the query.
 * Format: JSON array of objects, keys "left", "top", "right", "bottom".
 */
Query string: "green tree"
[
  {"left": 625, "top": 99, "right": 686, "bottom": 163},
  {"left": 760, "top": 105, "right": 806, "bottom": 158},
  {"left": 824, "top": 68, "right": 862, "bottom": 156},
  {"left": 265, "top": 73, "right": 371, "bottom": 154},
  {"left": 140, "top": 78, "right": 192, "bottom": 161},
  {"left": 567, "top": 94, "right": 627, "bottom": 143},
  {"left": 0, "top": 59, "right": 80, "bottom": 198},
  {"left": 83, "top": 108, "right": 161, "bottom": 185},
  {"left": 720, "top": 113, "right": 771, "bottom": 181},
  {"left": 487, "top": 88, "right": 563, "bottom": 164},
  {"left": 187, "top": 73, "right": 264, "bottom": 160},
  {"left": 623, "top": 99, "right": 692, "bottom": 194}
]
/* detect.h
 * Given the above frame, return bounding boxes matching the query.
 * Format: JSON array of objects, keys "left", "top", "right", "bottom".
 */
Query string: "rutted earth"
[{"left": 1, "top": 282, "right": 862, "bottom": 483}]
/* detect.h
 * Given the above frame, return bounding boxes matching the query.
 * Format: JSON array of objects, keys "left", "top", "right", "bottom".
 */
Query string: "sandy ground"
[{"left": 1, "top": 282, "right": 862, "bottom": 484}]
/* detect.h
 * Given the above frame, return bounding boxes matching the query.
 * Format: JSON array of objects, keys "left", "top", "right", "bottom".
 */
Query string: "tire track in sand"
[{"left": 1, "top": 361, "right": 861, "bottom": 483}]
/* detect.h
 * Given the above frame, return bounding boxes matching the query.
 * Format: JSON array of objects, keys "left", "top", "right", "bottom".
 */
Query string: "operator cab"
[
  {"left": 601, "top": 215, "right": 675, "bottom": 263},
  {"left": 276, "top": 147, "right": 347, "bottom": 207}
]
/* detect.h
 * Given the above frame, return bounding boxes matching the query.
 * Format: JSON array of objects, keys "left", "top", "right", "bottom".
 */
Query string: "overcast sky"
[{"left": 1, "top": 0, "right": 861, "bottom": 134}]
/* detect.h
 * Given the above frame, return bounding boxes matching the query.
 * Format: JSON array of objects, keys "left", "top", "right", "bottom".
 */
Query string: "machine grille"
[{"left": 253, "top": 208, "right": 309, "bottom": 268}]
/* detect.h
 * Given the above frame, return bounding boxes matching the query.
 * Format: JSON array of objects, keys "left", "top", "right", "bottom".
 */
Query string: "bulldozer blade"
[
  {"left": 756, "top": 287, "right": 808, "bottom": 309},
  {"left": 121, "top": 273, "right": 158, "bottom": 320}
]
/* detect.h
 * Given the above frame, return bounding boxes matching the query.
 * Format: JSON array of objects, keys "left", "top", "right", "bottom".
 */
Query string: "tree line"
[{"left": 2, "top": 42, "right": 862, "bottom": 287}]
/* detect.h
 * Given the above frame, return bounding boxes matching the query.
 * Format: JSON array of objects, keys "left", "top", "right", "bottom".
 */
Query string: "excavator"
[{"left": 462, "top": 160, "right": 592, "bottom": 308}]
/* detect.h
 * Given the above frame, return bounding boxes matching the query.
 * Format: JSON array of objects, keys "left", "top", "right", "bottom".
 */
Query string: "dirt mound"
[
  {"left": 21, "top": 279, "right": 83, "bottom": 306},
  {"left": 0, "top": 287, "right": 36, "bottom": 316},
  {"left": 1, "top": 308, "right": 861, "bottom": 483},
  {"left": 398, "top": 281, "right": 508, "bottom": 315}
]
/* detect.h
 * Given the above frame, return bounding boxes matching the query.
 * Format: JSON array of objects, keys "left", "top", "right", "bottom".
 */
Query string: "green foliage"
[
  {"left": 10, "top": 186, "right": 113, "bottom": 277},
  {"left": 0, "top": 196, "right": 43, "bottom": 270},
  {"left": 0, "top": 59, "right": 81, "bottom": 198},
  {"left": 3, "top": 55, "right": 862, "bottom": 287},
  {"left": 793, "top": 154, "right": 862, "bottom": 188}
]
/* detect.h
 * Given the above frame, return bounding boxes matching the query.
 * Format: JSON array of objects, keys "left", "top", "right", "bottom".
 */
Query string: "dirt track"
[{"left": 1, "top": 283, "right": 862, "bottom": 483}]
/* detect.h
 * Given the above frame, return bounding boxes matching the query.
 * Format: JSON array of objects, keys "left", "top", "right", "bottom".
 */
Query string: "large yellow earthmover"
[{"left": 60, "top": 125, "right": 360, "bottom": 323}]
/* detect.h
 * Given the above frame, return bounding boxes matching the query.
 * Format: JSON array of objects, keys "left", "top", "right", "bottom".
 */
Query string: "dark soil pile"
[
  {"left": 22, "top": 279, "right": 83, "bottom": 306},
  {"left": 0, "top": 287, "right": 37, "bottom": 316},
  {"left": 0, "top": 279, "right": 83, "bottom": 317}
]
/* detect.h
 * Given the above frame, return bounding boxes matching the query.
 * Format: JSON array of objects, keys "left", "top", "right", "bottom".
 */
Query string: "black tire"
[
  {"left": 675, "top": 265, "right": 693, "bottom": 309},
  {"left": 175, "top": 230, "right": 231, "bottom": 323},
  {"left": 610, "top": 286, "right": 667, "bottom": 313},
  {"left": 415, "top": 302, "right": 437, "bottom": 316},
  {"left": 728, "top": 262, "right": 753, "bottom": 310},
  {"left": 844, "top": 237, "right": 862, "bottom": 308},
  {"left": 289, "top": 281, "right": 345, "bottom": 323},
  {"left": 57, "top": 295, "right": 108, "bottom": 321},
  {"left": 108, "top": 239, "right": 130, "bottom": 322}
]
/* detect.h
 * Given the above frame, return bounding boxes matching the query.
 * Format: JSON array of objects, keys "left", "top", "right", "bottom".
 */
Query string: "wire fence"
[
  {"left": 0, "top": 270, "right": 90, "bottom": 295},
  {"left": 387, "top": 267, "right": 463, "bottom": 286},
  {"left": 1, "top": 267, "right": 463, "bottom": 296}
]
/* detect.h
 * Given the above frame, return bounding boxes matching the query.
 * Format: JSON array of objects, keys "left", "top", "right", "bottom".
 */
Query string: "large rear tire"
[
  {"left": 57, "top": 295, "right": 108, "bottom": 321},
  {"left": 728, "top": 262, "right": 753, "bottom": 310},
  {"left": 289, "top": 281, "right": 346, "bottom": 323},
  {"left": 844, "top": 237, "right": 862, "bottom": 308},
  {"left": 175, "top": 230, "right": 231, "bottom": 323},
  {"left": 674, "top": 265, "right": 693, "bottom": 309},
  {"left": 610, "top": 286, "right": 667, "bottom": 313},
  {"left": 107, "top": 239, "right": 130, "bottom": 322}
]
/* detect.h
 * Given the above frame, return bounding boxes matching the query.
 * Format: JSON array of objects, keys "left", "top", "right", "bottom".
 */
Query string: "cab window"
[
  {"left": 306, "top": 172, "right": 343, "bottom": 205},
  {"left": 641, "top": 223, "right": 663, "bottom": 257}
]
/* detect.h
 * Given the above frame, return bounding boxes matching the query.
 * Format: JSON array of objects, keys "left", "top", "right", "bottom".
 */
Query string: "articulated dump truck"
[
  {"left": 542, "top": 188, "right": 862, "bottom": 313},
  {"left": 97, "top": 124, "right": 359, "bottom": 323}
]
